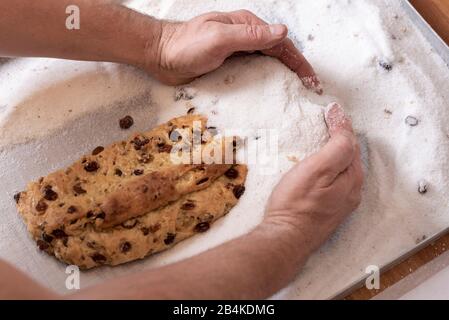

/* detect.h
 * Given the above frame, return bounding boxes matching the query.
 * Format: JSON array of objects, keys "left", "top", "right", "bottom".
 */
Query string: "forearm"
[
  {"left": 72, "top": 224, "right": 312, "bottom": 300},
  {"left": 0, "top": 0, "right": 160, "bottom": 68}
]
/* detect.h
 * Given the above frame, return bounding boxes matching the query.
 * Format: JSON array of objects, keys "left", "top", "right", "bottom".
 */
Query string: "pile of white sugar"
[{"left": 0, "top": 0, "right": 448, "bottom": 299}]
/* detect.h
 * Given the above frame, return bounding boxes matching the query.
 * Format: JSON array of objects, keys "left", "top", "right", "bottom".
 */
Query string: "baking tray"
[{"left": 333, "top": 0, "right": 449, "bottom": 300}]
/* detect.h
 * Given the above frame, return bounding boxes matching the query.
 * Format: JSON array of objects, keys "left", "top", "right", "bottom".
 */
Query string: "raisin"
[
  {"left": 418, "top": 180, "right": 428, "bottom": 194},
  {"left": 158, "top": 143, "right": 172, "bottom": 153},
  {"left": 196, "top": 177, "right": 209, "bottom": 185},
  {"left": 149, "top": 223, "right": 161, "bottom": 233},
  {"left": 84, "top": 161, "right": 99, "bottom": 172},
  {"left": 43, "top": 186, "right": 58, "bottom": 201},
  {"left": 120, "top": 241, "right": 132, "bottom": 253},
  {"left": 181, "top": 201, "right": 195, "bottom": 210},
  {"left": 67, "top": 206, "right": 77, "bottom": 214},
  {"left": 164, "top": 233, "right": 176, "bottom": 245},
  {"left": 194, "top": 222, "right": 210, "bottom": 233},
  {"left": 86, "top": 211, "right": 94, "bottom": 218},
  {"left": 13, "top": 192, "right": 21, "bottom": 204},
  {"left": 91, "top": 253, "right": 107, "bottom": 264},
  {"left": 141, "top": 227, "right": 150, "bottom": 236},
  {"left": 133, "top": 169, "right": 144, "bottom": 176},
  {"left": 115, "top": 168, "right": 123, "bottom": 176},
  {"left": 379, "top": 60, "right": 393, "bottom": 71},
  {"left": 96, "top": 211, "right": 105, "bottom": 219},
  {"left": 131, "top": 136, "right": 149, "bottom": 150},
  {"left": 224, "top": 168, "right": 239, "bottom": 179},
  {"left": 51, "top": 229, "right": 68, "bottom": 239},
  {"left": 119, "top": 115, "right": 134, "bottom": 129},
  {"left": 92, "top": 146, "right": 105, "bottom": 155},
  {"left": 405, "top": 116, "right": 419, "bottom": 127},
  {"left": 73, "top": 183, "right": 86, "bottom": 195},
  {"left": 37, "top": 240, "right": 49, "bottom": 250},
  {"left": 42, "top": 233, "right": 54, "bottom": 243},
  {"left": 233, "top": 185, "right": 245, "bottom": 199},
  {"left": 35, "top": 199, "right": 48, "bottom": 212},
  {"left": 121, "top": 219, "right": 137, "bottom": 229}
]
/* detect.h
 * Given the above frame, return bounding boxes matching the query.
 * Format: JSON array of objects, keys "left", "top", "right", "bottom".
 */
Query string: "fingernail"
[
  {"left": 269, "top": 24, "right": 287, "bottom": 37},
  {"left": 300, "top": 75, "right": 323, "bottom": 95},
  {"left": 325, "top": 103, "right": 352, "bottom": 134}
]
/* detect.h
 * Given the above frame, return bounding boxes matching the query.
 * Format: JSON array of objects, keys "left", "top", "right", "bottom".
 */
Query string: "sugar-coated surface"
[{"left": 0, "top": 0, "right": 448, "bottom": 299}]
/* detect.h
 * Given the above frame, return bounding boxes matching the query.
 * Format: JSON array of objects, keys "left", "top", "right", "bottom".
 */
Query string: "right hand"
[
  {"left": 264, "top": 103, "right": 363, "bottom": 253},
  {"left": 144, "top": 10, "right": 322, "bottom": 93}
]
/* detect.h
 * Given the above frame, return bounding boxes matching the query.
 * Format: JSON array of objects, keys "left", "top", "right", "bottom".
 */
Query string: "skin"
[{"left": 0, "top": 0, "right": 362, "bottom": 299}]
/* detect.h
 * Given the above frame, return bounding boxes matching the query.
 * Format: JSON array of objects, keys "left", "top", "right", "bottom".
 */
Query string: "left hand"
[{"left": 144, "top": 10, "right": 322, "bottom": 93}]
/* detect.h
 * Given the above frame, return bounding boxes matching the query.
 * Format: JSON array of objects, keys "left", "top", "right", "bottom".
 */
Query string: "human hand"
[
  {"left": 144, "top": 10, "right": 322, "bottom": 93},
  {"left": 263, "top": 103, "right": 363, "bottom": 253}
]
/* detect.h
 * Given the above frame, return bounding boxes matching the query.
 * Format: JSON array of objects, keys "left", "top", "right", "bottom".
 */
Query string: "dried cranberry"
[
  {"left": 84, "top": 161, "right": 99, "bottom": 172},
  {"left": 233, "top": 185, "right": 245, "bottom": 199},
  {"left": 92, "top": 146, "right": 105, "bottom": 155},
  {"left": 194, "top": 222, "right": 210, "bottom": 233},
  {"left": 119, "top": 115, "right": 134, "bottom": 129}
]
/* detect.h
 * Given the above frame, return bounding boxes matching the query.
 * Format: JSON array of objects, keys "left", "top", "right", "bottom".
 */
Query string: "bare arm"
[
  {"left": 0, "top": 103, "right": 362, "bottom": 300},
  {"left": 71, "top": 224, "right": 312, "bottom": 300},
  {"left": 0, "top": 0, "right": 155, "bottom": 67},
  {"left": 0, "top": 0, "right": 321, "bottom": 91}
]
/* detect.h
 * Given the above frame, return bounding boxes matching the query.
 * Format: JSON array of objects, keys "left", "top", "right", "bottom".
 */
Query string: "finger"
[
  {"left": 220, "top": 10, "right": 322, "bottom": 94},
  {"left": 304, "top": 104, "right": 357, "bottom": 185},
  {"left": 262, "top": 39, "right": 323, "bottom": 94},
  {"left": 325, "top": 102, "right": 353, "bottom": 135},
  {"left": 221, "top": 23, "right": 288, "bottom": 52}
]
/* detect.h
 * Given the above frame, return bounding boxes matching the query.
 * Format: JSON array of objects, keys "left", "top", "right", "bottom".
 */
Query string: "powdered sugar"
[{"left": 0, "top": 0, "right": 448, "bottom": 299}]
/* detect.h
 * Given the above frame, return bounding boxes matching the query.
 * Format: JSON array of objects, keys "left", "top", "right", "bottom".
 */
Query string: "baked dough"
[{"left": 15, "top": 115, "right": 247, "bottom": 269}]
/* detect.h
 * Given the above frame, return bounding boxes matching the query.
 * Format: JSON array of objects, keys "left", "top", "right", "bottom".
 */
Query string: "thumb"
[
  {"left": 303, "top": 103, "right": 357, "bottom": 185},
  {"left": 224, "top": 23, "right": 288, "bottom": 52}
]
